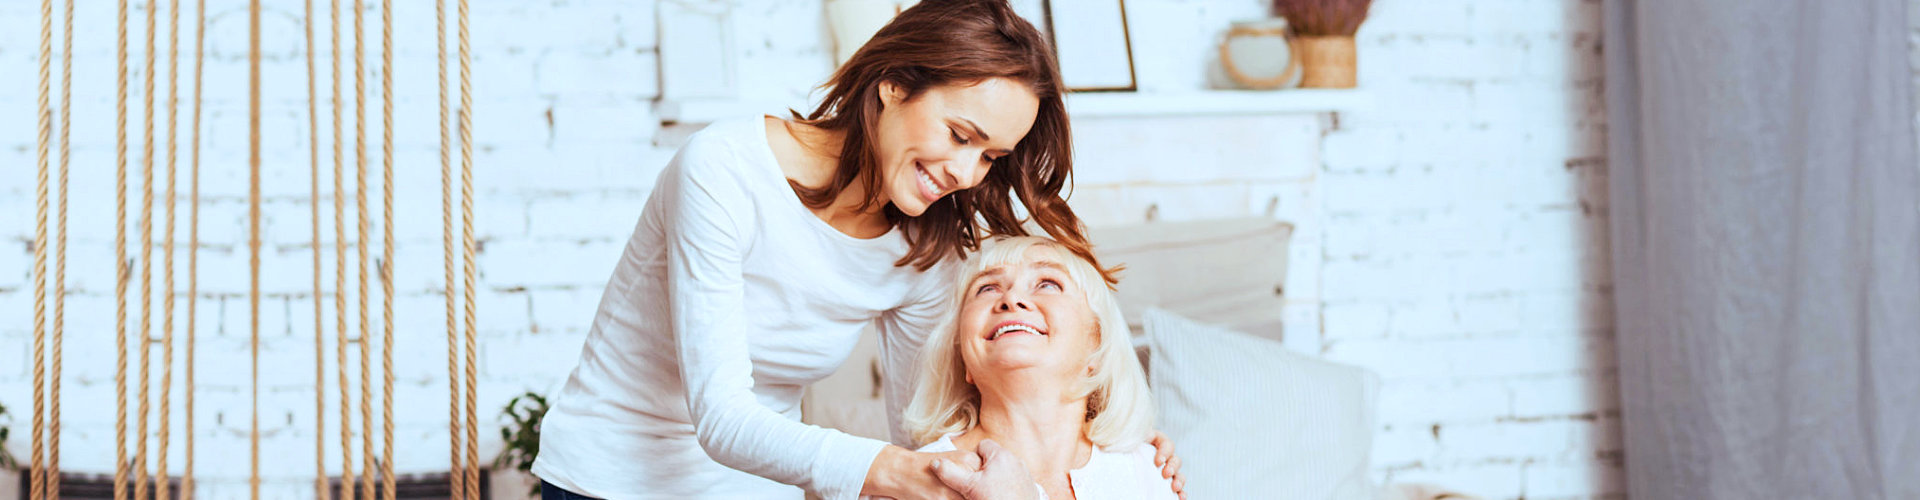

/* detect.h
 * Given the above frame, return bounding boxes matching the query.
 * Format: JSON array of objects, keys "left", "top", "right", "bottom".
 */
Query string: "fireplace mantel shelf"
[{"left": 656, "top": 89, "right": 1372, "bottom": 125}]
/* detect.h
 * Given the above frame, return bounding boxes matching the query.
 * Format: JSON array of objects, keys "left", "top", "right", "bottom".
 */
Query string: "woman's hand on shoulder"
[
  {"left": 1149, "top": 430, "right": 1188, "bottom": 500},
  {"left": 929, "top": 439, "right": 1041, "bottom": 500},
  {"left": 864, "top": 445, "right": 975, "bottom": 500}
]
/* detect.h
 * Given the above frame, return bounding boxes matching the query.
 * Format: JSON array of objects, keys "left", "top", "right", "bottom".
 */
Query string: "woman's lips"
[
  {"left": 915, "top": 164, "right": 943, "bottom": 203},
  {"left": 987, "top": 320, "right": 1047, "bottom": 341}
]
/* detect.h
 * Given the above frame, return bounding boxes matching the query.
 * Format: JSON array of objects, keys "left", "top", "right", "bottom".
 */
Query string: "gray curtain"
[{"left": 1605, "top": 0, "right": 1920, "bottom": 499}]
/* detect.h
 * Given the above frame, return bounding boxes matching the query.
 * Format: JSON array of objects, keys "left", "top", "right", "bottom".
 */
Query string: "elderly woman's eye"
[
  {"left": 975, "top": 283, "right": 998, "bottom": 295},
  {"left": 1038, "top": 279, "right": 1062, "bottom": 291}
]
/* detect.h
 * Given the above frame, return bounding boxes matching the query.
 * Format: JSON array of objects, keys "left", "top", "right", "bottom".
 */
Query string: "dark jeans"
[{"left": 540, "top": 480, "right": 604, "bottom": 500}]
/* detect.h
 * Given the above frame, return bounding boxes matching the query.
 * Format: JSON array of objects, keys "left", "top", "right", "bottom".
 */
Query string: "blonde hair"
[{"left": 901, "top": 236, "right": 1154, "bottom": 449}]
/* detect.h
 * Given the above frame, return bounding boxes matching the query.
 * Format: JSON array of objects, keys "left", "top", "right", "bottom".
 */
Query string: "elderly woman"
[{"left": 899, "top": 236, "right": 1178, "bottom": 500}]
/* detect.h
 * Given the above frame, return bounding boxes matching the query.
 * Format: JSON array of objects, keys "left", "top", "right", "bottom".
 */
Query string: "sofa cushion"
[
  {"left": 1087, "top": 217, "right": 1293, "bottom": 341},
  {"left": 1145, "top": 308, "right": 1379, "bottom": 500}
]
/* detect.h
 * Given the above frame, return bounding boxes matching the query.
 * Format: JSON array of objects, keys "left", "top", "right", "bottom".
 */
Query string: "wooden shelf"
[
  {"left": 1064, "top": 89, "right": 1372, "bottom": 118},
  {"left": 655, "top": 89, "right": 1371, "bottom": 125}
]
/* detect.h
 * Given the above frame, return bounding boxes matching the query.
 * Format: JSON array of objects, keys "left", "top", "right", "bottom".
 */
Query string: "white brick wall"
[
  {"left": 1318, "top": 1, "right": 1620, "bottom": 499},
  {"left": 0, "top": 0, "right": 1622, "bottom": 498}
]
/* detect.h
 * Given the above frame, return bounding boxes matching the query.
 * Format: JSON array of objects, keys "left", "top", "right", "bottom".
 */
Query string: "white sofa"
[{"left": 801, "top": 217, "right": 1415, "bottom": 499}]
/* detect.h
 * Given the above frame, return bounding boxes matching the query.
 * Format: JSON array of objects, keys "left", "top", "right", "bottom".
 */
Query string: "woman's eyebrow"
[
  {"left": 1028, "top": 260, "right": 1070, "bottom": 274},
  {"left": 966, "top": 266, "right": 1008, "bottom": 287},
  {"left": 955, "top": 117, "right": 991, "bottom": 141}
]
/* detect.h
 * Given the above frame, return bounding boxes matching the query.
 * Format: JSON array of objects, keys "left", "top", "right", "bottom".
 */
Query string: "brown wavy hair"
[{"left": 791, "top": 0, "right": 1118, "bottom": 285}]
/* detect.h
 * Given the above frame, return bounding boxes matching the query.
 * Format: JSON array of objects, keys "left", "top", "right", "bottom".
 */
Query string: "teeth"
[
  {"left": 918, "top": 167, "right": 941, "bottom": 197},
  {"left": 990, "top": 324, "right": 1042, "bottom": 340}
]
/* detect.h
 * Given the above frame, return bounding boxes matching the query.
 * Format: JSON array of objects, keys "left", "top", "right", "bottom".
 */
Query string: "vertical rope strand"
[
  {"left": 247, "top": 0, "right": 262, "bottom": 497},
  {"left": 183, "top": 0, "right": 205, "bottom": 496},
  {"left": 49, "top": 0, "right": 73, "bottom": 496},
  {"left": 136, "top": 0, "right": 160, "bottom": 493},
  {"left": 309, "top": 0, "right": 329, "bottom": 496},
  {"left": 437, "top": 0, "right": 465, "bottom": 495},
  {"left": 156, "top": 0, "right": 181, "bottom": 495},
  {"left": 379, "top": 0, "right": 397, "bottom": 496},
  {"left": 32, "top": 0, "right": 53, "bottom": 497},
  {"left": 354, "top": 1, "right": 376, "bottom": 497},
  {"left": 458, "top": 0, "right": 481, "bottom": 496},
  {"left": 332, "top": 0, "right": 358, "bottom": 496},
  {"left": 114, "top": 0, "right": 131, "bottom": 497}
]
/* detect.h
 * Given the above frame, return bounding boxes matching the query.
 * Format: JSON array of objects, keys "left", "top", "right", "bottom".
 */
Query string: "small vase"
[
  {"left": 1218, "top": 18, "right": 1301, "bottom": 90},
  {"left": 1295, "top": 35, "right": 1357, "bottom": 88}
]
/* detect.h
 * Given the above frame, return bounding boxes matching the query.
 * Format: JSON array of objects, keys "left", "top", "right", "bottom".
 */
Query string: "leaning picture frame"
[{"left": 1040, "top": 0, "right": 1137, "bottom": 92}]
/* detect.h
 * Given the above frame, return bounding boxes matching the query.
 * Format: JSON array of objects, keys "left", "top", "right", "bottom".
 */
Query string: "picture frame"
[{"left": 1031, "top": 0, "right": 1137, "bottom": 92}]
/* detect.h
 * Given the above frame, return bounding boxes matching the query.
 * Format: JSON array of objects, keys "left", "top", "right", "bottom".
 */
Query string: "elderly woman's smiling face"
[{"left": 956, "top": 245, "right": 1100, "bottom": 387}]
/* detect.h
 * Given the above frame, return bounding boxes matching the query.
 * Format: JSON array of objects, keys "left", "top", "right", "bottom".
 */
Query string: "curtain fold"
[{"left": 1605, "top": 0, "right": 1920, "bottom": 499}]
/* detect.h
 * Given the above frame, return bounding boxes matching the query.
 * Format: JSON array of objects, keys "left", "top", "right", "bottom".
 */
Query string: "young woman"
[
  {"left": 903, "top": 236, "right": 1176, "bottom": 500},
  {"left": 529, "top": 1, "right": 1184, "bottom": 499}
]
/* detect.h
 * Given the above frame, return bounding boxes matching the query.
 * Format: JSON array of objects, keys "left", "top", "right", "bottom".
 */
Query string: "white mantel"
[{"left": 656, "top": 89, "right": 1373, "bottom": 124}]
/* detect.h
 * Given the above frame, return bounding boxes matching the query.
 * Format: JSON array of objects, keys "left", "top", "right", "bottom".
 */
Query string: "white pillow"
[
  {"left": 1144, "top": 308, "right": 1380, "bottom": 500},
  {"left": 1088, "top": 218, "right": 1293, "bottom": 341}
]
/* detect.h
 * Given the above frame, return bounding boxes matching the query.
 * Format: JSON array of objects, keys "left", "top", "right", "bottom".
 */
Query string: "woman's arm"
[{"left": 662, "top": 147, "right": 886, "bottom": 500}]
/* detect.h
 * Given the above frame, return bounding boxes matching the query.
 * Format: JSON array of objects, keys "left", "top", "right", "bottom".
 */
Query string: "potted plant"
[
  {"left": 0, "top": 401, "right": 20, "bottom": 500},
  {"left": 491, "top": 391, "right": 549, "bottom": 499},
  {"left": 1272, "top": 0, "right": 1373, "bottom": 88}
]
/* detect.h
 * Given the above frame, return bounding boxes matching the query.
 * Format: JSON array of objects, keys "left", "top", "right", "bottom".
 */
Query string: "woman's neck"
[
  {"left": 769, "top": 116, "right": 891, "bottom": 237},
  {"left": 957, "top": 380, "right": 1093, "bottom": 495}
]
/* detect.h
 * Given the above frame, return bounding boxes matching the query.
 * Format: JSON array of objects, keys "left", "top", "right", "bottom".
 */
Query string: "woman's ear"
[
  {"left": 879, "top": 80, "right": 902, "bottom": 108},
  {"left": 964, "top": 370, "right": 974, "bottom": 385}
]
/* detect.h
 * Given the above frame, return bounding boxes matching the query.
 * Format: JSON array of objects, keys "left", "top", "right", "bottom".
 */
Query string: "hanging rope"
[
  {"left": 32, "top": 0, "right": 53, "bottom": 498},
  {"left": 113, "top": 0, "right": 131, "bottom": 498},
  {"left": 136, "top": 0, "right": 160, "bottom": 493},
  {"left": 248, "top": 0, "right": 263, "bottom": 497},
  {"left": 184, "top": 0, "right": 206, "bottom": 496},
  {"left": 458, "top": 0, "right": 481, "bottom": 496},
  {"left": 157, "top": 0, "right": 182, "bottom": 496},
  {"left": 353, "top": 0, "right": 376, "bottom": 497},
  {"left": 331, "top": 0, "right": 358, "bottom": 496},
  {"left": 437, "top": 0, "right": 466, "bottom": 495},
  {"left": 308, "top": 0, "right": 328, "bottom": 496},
  {"left": 49, "top": 0, "right": 73, "bottom": 496},
  {"left": 380, "top": 0, "right": 398, "bottom": 496}
]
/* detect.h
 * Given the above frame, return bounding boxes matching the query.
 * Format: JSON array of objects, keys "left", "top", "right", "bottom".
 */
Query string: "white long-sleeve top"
[{"left": 531, "top": 117, "right": 955, "bottom": 500}]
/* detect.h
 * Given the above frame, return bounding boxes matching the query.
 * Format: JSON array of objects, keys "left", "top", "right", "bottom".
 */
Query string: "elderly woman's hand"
[
  {"left": 1150, "top": 430, "right": 1187, "bottom": 500},
  {"left": 865, "top": 446, "right": 978, "bottom": 500},
  {"left": 929, "top": 439, "right": 1041, "bottom": 500}
]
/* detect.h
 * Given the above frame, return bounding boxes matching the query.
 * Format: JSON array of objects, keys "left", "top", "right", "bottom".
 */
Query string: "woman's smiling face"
[
  {"left": 956, "top": 245, "right": 1099, "bottom": 386},
  {"left": 872, "top": 77, "right": 1039, "bottom": 216}
]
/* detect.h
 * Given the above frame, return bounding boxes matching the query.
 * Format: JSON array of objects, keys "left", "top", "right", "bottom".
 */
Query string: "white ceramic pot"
[
  {"left": 489, "top": 467, "right": 540, "bottom": 500},
  {"left": 0, "top": 468, "right": 20, "bottom": 500}
]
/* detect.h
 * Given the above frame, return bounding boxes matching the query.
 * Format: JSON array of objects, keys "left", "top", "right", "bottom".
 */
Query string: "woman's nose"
[
  {"left": 945, "top": 152, "right": 983, "bottom": 189},
  {"left": 995, "top": 293, "right": 1033, "bottom": 312}
]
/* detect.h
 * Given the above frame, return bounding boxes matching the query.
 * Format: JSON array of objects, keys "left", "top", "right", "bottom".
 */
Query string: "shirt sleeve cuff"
[{"left": 812, "top": 433, "right": 890, "bottom": 500}]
